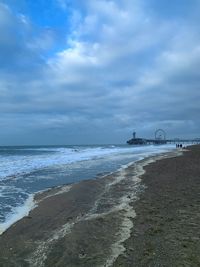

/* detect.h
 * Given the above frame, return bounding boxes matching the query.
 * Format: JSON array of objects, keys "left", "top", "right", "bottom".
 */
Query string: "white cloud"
[{"left": 1, "top": 0, "right": 200, "bottom": 144}]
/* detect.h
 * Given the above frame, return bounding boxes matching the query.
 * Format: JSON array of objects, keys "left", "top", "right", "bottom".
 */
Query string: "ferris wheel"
[{"left": 155, "top": 129, "right": 166, "bottom": 140}]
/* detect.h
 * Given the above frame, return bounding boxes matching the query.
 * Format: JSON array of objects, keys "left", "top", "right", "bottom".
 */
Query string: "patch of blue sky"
[{"left": 4, "top": 0, "right": 77, "bottom": 58}]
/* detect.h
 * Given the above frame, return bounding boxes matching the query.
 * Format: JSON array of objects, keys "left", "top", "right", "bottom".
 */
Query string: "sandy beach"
[
  {"left": 114, "top": 145, "right": 200, "bottom": 267},
  {"left": 0, "top": 146, "right": 199, "bottom": 266}
]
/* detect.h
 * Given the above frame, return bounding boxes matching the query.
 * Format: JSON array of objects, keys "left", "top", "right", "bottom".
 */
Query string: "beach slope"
[
  {"left": 114, "top": 145, "right": 200, "bottom": 266},
  {"left": 0, "top": 146, "right": 199, "bottom": 266}
]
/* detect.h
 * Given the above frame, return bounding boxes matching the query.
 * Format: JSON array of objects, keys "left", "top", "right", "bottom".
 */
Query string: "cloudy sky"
[{"left": 0, "top": 0, "right": 200, "bottom": 145}]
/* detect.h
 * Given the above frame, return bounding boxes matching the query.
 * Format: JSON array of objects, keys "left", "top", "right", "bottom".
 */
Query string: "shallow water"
[{"left": 0, "top": 144, "right": 175, "bottom": 233}]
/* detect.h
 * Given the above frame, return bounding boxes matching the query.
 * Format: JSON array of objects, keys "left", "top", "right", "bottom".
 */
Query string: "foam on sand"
[
  {"left": 27, "top": 151, "right": 182, "bottom": 267},
  {"left": 0, "top": 149, "right": 182, "bottom": 267},
  {"left": 103, "top": 150, "right": 182, "bottom": 267},
  {"left": 36, "top": 185, "right": 72, "bottom": 203},
  {"left": 0, "top": 195, "right": 36, "bottom": 235}
]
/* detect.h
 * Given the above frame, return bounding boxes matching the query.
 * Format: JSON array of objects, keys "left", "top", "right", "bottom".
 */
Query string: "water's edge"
[{"left": 0, "top": 148, "right": 182, "bottom": 236}]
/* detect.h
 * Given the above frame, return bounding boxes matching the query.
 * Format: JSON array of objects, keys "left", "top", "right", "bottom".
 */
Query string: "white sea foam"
[
  {"left": 0, "top": 144, "right": 175, "bottom": 181},
  {"left": 36, "top": 185, "right": 72, "bottom": 203},
  {"left": 27, "top": 221, "right": 74, "bottom": 267},
  {"left": 0, "top": 185, "right": 72, "bottom": 236},
  {"left": 0, "top": 195, "right": 35, "bottom": 235},
  {"left": 0, "top": 144, "right": 177, "bottom": 238},
  {"left": 25, "top": 149, "right": 181, "bottom": 267},
  {"left": 103, "top": 150, "right": 182, "bottom": 267}
]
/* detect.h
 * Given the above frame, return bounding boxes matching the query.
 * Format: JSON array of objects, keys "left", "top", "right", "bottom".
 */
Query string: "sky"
[{"left": 0, "top": 0, "right": 200, "bottom": 145}]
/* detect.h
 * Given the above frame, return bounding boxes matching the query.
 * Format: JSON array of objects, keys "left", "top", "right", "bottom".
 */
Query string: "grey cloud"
[{"left": 0, "top": 0, "right": 200, "bottom": 144}]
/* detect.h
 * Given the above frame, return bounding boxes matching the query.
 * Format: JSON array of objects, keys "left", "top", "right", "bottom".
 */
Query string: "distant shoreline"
[{"left": 0, "top": 147, "right": 197, "bottom": 266}]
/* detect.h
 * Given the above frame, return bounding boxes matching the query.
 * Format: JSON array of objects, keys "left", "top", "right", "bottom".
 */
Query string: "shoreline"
[
  {"left": 0, "top": 148, "right": 183, "bottom": 266},
  {"left": 0, "top": 147, "right": 178, "bottom": 236},
  {"left": 114, "top": 145, "right": 200, "bottom": 266}
]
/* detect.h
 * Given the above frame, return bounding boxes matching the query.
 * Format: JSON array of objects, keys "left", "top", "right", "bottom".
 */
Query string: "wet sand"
[
  {"left": 0, "top": 146, "right": 199, "bottom": 266},
  {"left": 114, "top": 145, "right": 200, "bottom": 267}
]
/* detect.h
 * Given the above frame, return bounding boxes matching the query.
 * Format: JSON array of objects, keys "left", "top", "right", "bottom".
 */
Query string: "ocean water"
[{"left": 0, "top": 144, "right": 175, "bottom": 233}]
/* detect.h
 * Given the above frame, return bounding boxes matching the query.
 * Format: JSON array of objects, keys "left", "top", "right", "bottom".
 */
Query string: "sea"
[{"left": 0, "top": 144, "right": 176, "bottom": 234}]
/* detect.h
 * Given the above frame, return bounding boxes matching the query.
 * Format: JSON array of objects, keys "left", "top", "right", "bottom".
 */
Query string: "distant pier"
[{"left": 127, "top": 130, "right": 200, "bottom": 145}]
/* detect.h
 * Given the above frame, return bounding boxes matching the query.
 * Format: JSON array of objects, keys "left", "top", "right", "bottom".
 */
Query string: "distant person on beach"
[{"left": 176, "top": 144, "right": 183, "bottom": 148}]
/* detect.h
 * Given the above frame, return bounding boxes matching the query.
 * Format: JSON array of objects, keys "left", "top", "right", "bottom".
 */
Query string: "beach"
[
  {"left": 0, "top": 146, "right": 199, "bottom": 266},
  {"left": 114, "top": 145, "right": 200, "bottom": 267}
]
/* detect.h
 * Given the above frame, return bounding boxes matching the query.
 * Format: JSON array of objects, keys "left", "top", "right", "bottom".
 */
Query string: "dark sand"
[
  {"left": 0, "top": 146, "right": 199, "bottom": 266},
  {"left": 114, "top": 145, "right": 200, "bottom": 267}
]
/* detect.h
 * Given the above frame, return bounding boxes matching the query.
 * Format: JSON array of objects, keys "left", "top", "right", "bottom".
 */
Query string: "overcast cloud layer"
[{"left": 0, "top": 0, "right": 200, "bottom": 145}]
